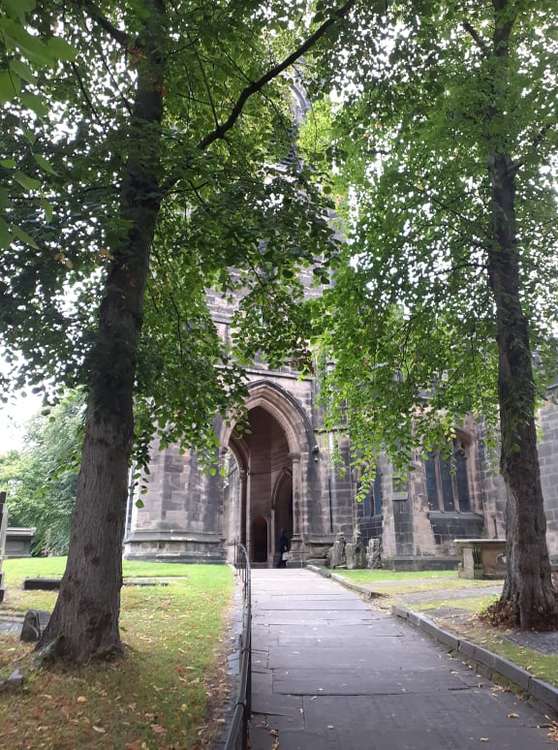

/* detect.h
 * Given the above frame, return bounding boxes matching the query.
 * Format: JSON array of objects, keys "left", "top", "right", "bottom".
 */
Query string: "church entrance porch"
[{"left": 223, "top": 403, "right": 296, "bottom": 566}]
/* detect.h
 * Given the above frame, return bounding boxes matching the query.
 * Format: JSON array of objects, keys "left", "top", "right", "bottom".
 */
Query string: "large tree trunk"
[
  {"left": 38, "top": 1, "right": 166, "bottom": 663},
  {"left": 485, "top": 0, "right": 557, "bottom": 630}
]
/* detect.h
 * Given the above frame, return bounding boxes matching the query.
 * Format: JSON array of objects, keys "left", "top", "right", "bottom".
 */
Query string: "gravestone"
[
  {"left": 346, "top": 529, "right": 367, "bottom": 569},
  {"left": 327, "top": 531, "right": 346, "bottom": 568},
  {"left": 0, "top": 492, "right": 7, "bottom": 603},
  {"left": 20, "top": 609, "right": 51, "bottom": 643},
  {"left": 366, "top": 538, "right": 382, "bottom": 569}
]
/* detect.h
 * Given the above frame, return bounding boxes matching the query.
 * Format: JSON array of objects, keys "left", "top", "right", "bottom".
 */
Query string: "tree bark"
[
  {"left": 38, "top": 0, "right": 166, "bottom": 662},
  {"left": 485, "top": 0, "right": 557, "bottom": 630}
]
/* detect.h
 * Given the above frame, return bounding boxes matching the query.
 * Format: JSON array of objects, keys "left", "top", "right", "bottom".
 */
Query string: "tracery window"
[
  {"left": 425, "top": 438, "right": 471, "bottom": 513},
  {"left": 361, "top": 469, "right": 383, "bottom": 517}
]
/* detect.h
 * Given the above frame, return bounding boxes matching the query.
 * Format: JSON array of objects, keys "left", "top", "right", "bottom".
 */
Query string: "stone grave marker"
[{"left": 0, "top": 491, "right": 7, "bottom": 603}]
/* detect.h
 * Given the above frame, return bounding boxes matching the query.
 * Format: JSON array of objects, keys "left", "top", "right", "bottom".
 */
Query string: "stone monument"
[
  {"left": 0, "top": 492, "right": 7, "bottom": 604},
  {"left": 346, "top": 528, "right": 367, "bottom": 569},
  {"left": 366, "top": 538, "right": 382, "bottom": 569},
  {"left": 327, "top": 531, "right": 346, "bottom": 568}
]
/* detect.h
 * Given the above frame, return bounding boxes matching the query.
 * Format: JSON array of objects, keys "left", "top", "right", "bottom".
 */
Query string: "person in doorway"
[{"left": 278, "top": 529, "right": 290, "bottom": 568}]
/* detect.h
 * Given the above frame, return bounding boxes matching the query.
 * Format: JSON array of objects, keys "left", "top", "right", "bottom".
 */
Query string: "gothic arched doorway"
[
  {"left": 252, "top": 515, "right": 268, "bottom": 563},
  {"left": 221, "top": 381, "right": 310, "bottom": 565}
]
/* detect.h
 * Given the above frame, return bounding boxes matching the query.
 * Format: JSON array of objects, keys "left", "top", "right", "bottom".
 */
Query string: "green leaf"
[
  {"left": 0, "top": 159, "right": 17, "bottom": 168},
  {"left": 9, "top": 59, "right": 36, "bottom": 84},
  {"left": 23, "top": 128, "right": 36, "bottom": 146},
  {"left": 0, "top": 19, "right": 53, "bottom": 67},
  {"left": 10, "top": 223, "right": 38, "bottom": 249},
  {"left": 3, "top": 0, "right": 36, "bottom": 21},
  {"left": 33, "top": 153, "right": 57, "bottom": 175},
  {"left": 39, "top": 197, "right": 53, "bottom": 222},
  {"left": 0, "top": 217, "right": 11, "bottom": 249},
  {"left": 20, "top": 93, "right": 49, "bottom": 117},
  {"left": 0, "top": 70, "right": 21, "bottom": 103},
  {"left": 135, "top": 498, "right": 145, "bottom": 508},
  {"left": 14, "top": 171, "right": 41, "bottom": 191},
  {"left": 0, "top": 189, "right": 11, "bottom": 209},
  {"left": 46, "top": 37, "right": 77, "bottom": 62}
]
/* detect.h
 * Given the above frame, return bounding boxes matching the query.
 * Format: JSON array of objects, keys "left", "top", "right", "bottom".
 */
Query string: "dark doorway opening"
[
  {"left": 274, "top": 471, "right": 293, "bottom": 565},
  {"left": 252, "top": 515, "right": 268, "bottom": 563}
]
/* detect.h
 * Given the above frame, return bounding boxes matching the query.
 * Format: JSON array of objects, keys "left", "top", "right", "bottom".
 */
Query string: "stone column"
[
  {"left": 290, "top": 453, "right": 302, "bottom": 538},
  {"left": 239, "top": 469, "right": 247, "bottom": 547},
  {"left": 245, "top": 470, "right": 252, "bottom": 559}
]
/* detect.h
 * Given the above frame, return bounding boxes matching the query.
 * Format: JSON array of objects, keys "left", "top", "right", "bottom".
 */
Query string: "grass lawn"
[
  {"left": 337, "top": 569, "right": 502, "bottom": 597},
  {"left": 339, "top": 569, "right": 458, "bottom": 582},
  {"left": 0, "top": 560, "right": 234, "bottom": 750}
]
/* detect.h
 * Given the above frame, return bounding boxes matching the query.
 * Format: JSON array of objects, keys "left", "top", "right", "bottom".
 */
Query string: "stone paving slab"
[
  {"left": 272, "top": 666, "right": 479, "bottom": 694},
  {"left": 255, "top": 599, "right": 369, "bottom": 611},
  {"left": 249, "top": 570, "right": 554, "bottom": 749}
]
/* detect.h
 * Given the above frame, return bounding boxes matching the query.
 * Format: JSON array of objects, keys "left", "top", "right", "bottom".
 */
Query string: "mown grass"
[
  {"left": 414, "top": 594, "right": 499, "bottom": 613},
  {"left": 338, "top": 568, "right": 458, "bottom": 582},
  {"left": 337, "top": 569, "right": 503, "bottom": 597},
  {"left": 416, "top": 594, "right": 558, "bottom": 688},
  {"left": 0, "top": 562, "right": 234, "bottom": 750},
  {"left": 3, "top": 556, "right": 196, "bottom": 587}
]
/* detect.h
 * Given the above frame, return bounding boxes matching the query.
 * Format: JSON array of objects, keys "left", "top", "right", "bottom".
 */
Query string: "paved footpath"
[{"left": 249, "top": 569, "right": 555, "bottom": 750}]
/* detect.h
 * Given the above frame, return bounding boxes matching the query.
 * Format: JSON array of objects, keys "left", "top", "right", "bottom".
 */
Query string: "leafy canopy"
[
  {"left": 302, "top": 0, "right": 558, "bottom": 486},
  {"left": 0, "top": 0, "right": 353, "bottom": 471}
]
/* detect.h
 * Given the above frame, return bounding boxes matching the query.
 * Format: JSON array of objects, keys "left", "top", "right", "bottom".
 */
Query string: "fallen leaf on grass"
[
  {"left": 92, "top": 725, "right": 106, "bottom": 734},
  {"left": 151, "top": 723, "right": 166, "bottom": 735}
]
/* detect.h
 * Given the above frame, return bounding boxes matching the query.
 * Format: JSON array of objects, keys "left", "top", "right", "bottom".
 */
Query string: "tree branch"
[
  {"left": 197, "top": 0, "right": 357, "bottom": 152},
  {"left": 80, "top": 1, "right": 130, "bottom": 47},
  {"left": 463, "top": 21, "right": 490, "bottom": 56}
]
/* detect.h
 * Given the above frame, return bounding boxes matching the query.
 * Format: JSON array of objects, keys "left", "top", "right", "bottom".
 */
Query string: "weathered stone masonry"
[{"left": 124, "top": 280, "right": 558, "bottom": 567}]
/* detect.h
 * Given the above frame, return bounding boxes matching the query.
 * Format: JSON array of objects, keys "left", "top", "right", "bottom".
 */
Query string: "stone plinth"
[
  {"left": 5, "top": 528, "right": 35, "bottom": 558},
  {"left": 455, "top": 539, "right": 506, "bottom": 579}
]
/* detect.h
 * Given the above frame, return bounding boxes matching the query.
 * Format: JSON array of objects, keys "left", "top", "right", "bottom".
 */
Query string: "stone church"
[{"left": 123, "top": 264, "right": 558, "bottom": 569}]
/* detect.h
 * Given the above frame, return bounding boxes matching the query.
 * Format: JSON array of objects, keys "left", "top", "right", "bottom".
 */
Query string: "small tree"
[{"left": 308, "top": 0, "right": 558, "bottom": 628}]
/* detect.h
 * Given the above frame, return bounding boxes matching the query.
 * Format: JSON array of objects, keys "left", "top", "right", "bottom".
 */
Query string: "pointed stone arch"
[
  {"left": 220, "top": 380, "right": 312, "bottom": 564},
  {"left": 220, "top": 379, "right": 313, "bottom": 458}
]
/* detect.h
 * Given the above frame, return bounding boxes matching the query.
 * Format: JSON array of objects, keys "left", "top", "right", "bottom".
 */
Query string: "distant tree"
[
  {"left": 307, "top": 0, "right": 558, "bottom": 628},
  {"left": 0, "top": 391, "right": 83, "bottom": 554}
]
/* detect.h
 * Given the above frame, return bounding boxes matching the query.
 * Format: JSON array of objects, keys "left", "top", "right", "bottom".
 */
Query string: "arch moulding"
[{"left": 219, "top": 380, "right": 310, "bottom": 456}]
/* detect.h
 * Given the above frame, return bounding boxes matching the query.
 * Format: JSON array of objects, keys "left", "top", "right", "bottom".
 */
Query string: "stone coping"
[
  {"left": 6, "top": 527, "right": 36, "bottom": 539},
  {"left": 453, "top": 539, "right": 506, "bottom": 545},
  {"left": 392, "top": 604, "right": 558, "bottom": 716},
  {"left": 22, "top": 576, "right": 174, "bottom": 591}
]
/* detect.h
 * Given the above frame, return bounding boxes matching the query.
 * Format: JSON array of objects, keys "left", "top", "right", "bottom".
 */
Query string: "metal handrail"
[{"left": 224, "top": 543, "right": 252, "bottom": 750}]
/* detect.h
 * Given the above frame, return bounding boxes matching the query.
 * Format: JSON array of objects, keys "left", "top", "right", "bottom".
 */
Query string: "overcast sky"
[{"left": 0, "top": 392, "right": 42, "bottom": 455}]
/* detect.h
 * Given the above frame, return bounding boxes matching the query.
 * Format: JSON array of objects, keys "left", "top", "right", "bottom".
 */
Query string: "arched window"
[
  {"left": 359, "top": 469, "right": 383, "bottom": 518},
  {"left": 425, "top": 438, "right": 471, "bottom": 513}
]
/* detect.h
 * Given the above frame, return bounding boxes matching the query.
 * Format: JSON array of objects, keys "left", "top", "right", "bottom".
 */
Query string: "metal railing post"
[{"left": 225, "top": 542, "right": 251, "bottom": 750}]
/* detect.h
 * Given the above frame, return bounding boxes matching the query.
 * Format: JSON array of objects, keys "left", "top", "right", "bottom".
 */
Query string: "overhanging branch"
[
  {"left": 197, "top": 0, "right": 358, "bottom": 152},
  {"left": 463, "top": 21, "right": 490, "bottom": 56},
  {"left": 81, "top": 1, "right": 130, "bottom": 48}
]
